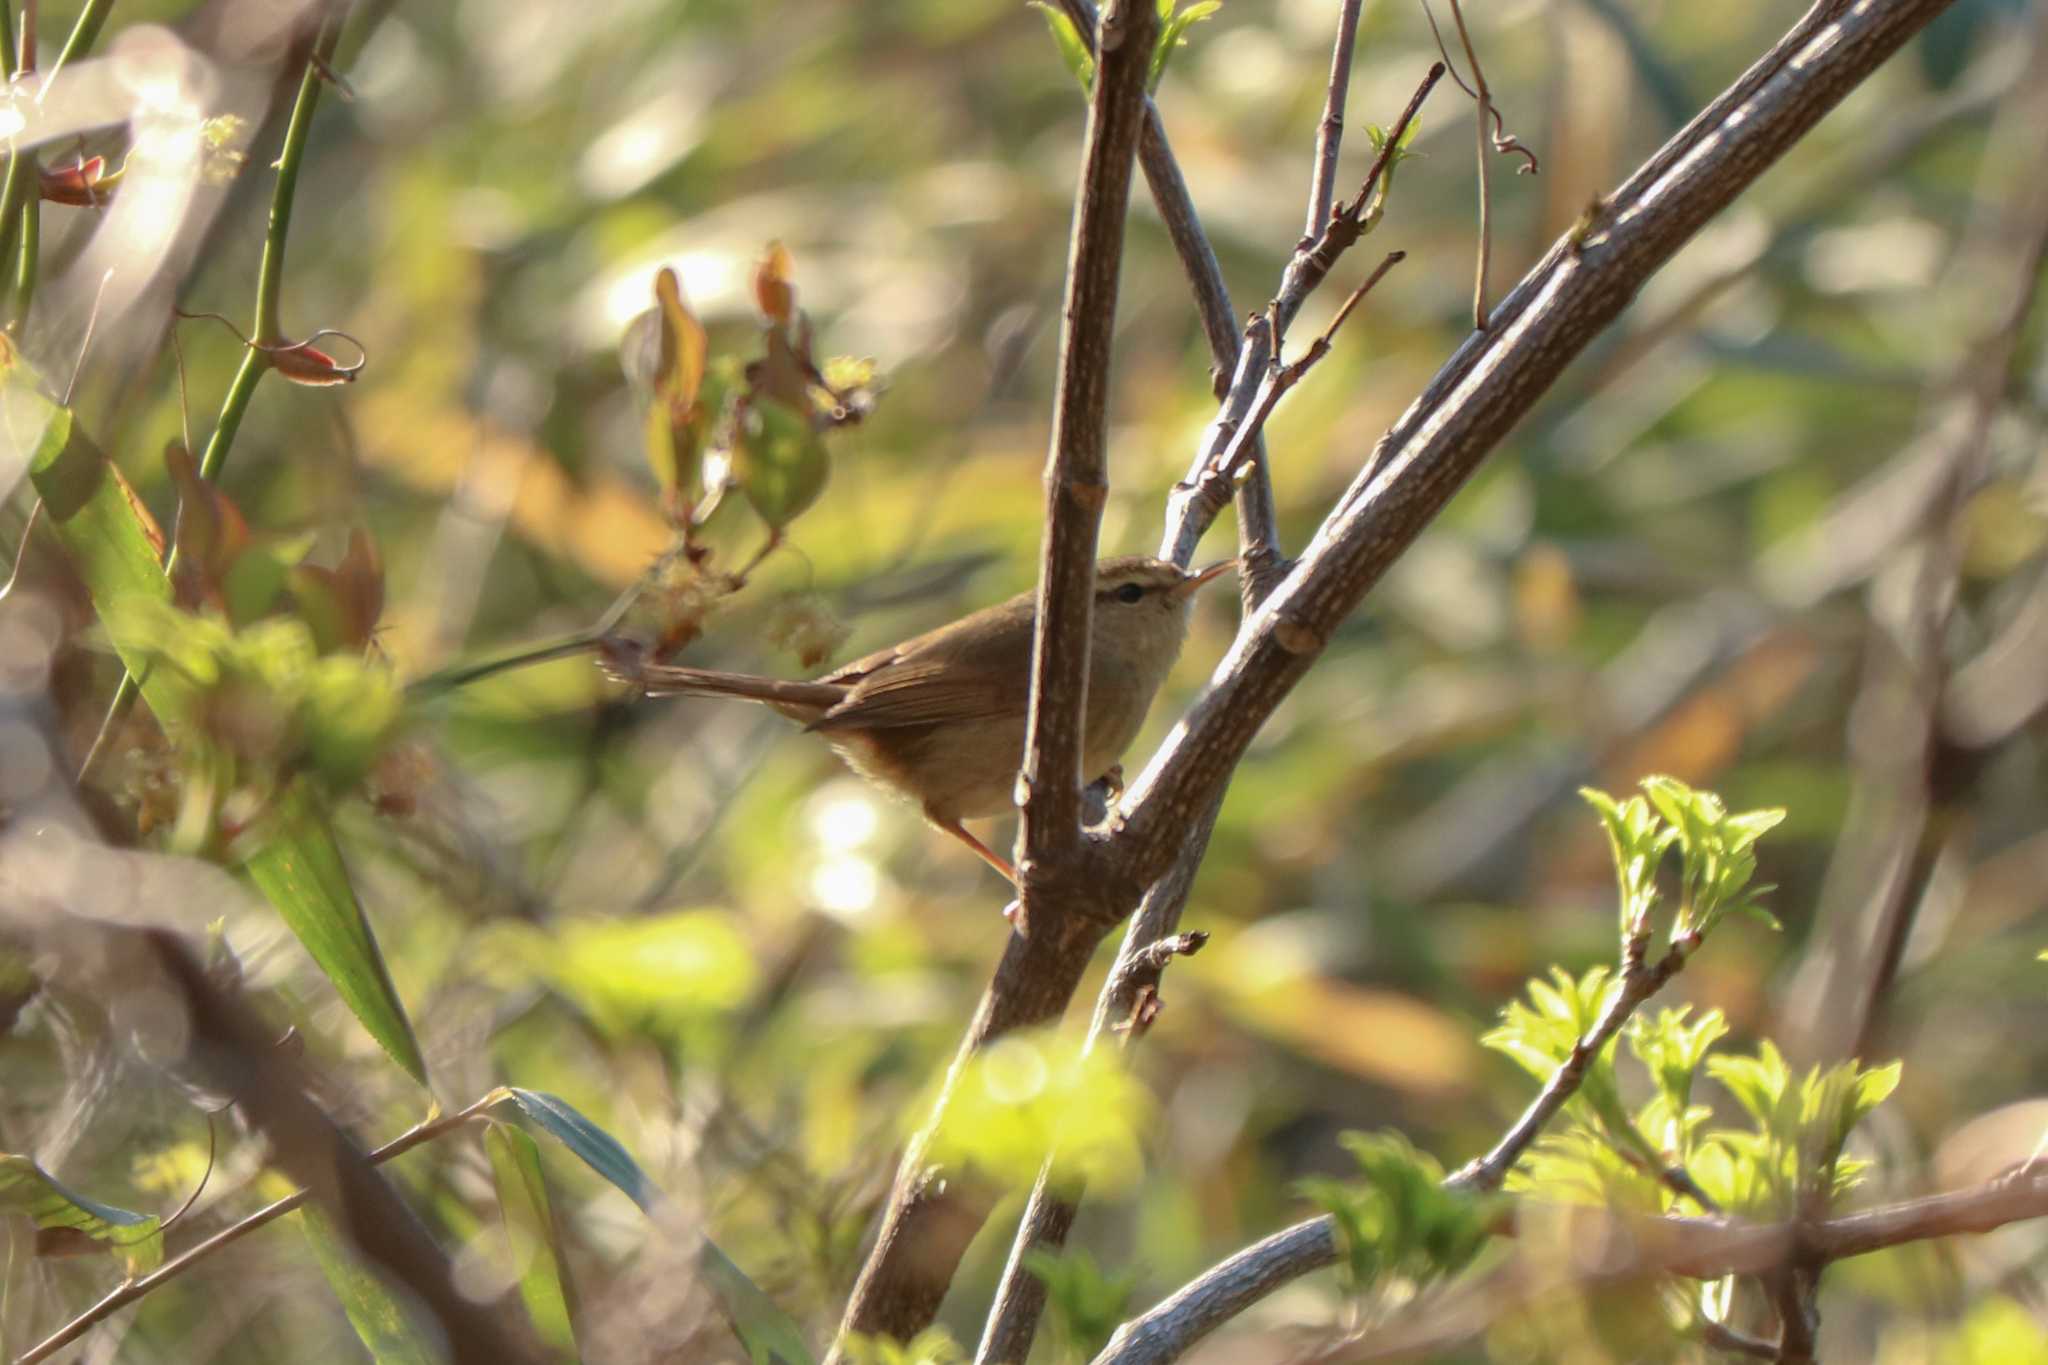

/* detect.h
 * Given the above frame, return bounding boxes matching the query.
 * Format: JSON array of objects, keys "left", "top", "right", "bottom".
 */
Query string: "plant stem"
[
  {"left": 79, "top": 15, "right": 346, "bottom": 783},
  {"left": 46, "top": 0, "right": 113, "bottom": 84}
]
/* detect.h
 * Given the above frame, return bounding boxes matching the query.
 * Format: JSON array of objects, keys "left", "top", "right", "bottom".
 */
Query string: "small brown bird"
[{"left": 604, "top": 555, "right": 1233, "bottom": 881}]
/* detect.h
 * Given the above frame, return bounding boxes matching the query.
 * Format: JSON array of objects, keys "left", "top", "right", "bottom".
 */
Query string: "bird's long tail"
[{"left": 605, "top": 658, "right": 845, "bottom": 710}]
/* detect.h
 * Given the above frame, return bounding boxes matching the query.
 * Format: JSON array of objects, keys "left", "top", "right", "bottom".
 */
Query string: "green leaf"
[
  {"left": 839, "top": 1329, "right": 965, "bottom": 1365},
  {"left": 1024, "top": 1248, "right": 1137, "bottom": 1361},
  {"left": 1150, "top": 0, "right": 1220, "bottom": 92},
  {"left": 0, "top": 1154, "right": 163, "bottom": 1273},
  {"left": 485, "top": 1122, "right": 579, "bottom": 1358},
  {"left": 219, "top": 529, "right": 317, "bottom": 628},
  {"left": 1627, "top": 1006, "right": 1728, "bottom": 1117},
  {"left": 489, "top": 1088, "right": 813, "bottom": 1365},
  {"left": 490, "top": 910, "right": 758, "bottom": 1037},
  {"left": 241, "top": 783, "right": 429, "bottom": 1085},
  {"left": 15, "top": 390, "right": 423, "bottom": 1089},
  {"left": 734, "top": 397, "right": 829, "bottom": 531},
  {"left": 295, "top": 1208, "right": 441, "bottom": 1365},
  {"left": 20, "top": 399, "right": 174, "bottom": 695},
  {"left": 1029, "top": 2, "right": 1094, "bottom": 92},
  {"left": 489, "top": 1087, "right": 660, "bottom": 1215},
  {"left": 1298, "top": 1132, "right": 1490, "bottom": 1295},
  {"left": 929, "top": 1030, "right": 1152, "bottom": 1192}
]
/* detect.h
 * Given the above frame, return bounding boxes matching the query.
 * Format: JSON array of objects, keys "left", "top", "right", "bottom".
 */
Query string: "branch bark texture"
[
  {"left": 829, "top": 2, "right": 1161, "bottom": 1353},
  {"left": 842, "top": 0, "right": 1954, "bottom": 1355},
  {"left": 1113, "top": 0, "right": 1957, "bottom": 888},
  {"left": 1093, "top": 0, "right": 1960, "bottom": 1357}
]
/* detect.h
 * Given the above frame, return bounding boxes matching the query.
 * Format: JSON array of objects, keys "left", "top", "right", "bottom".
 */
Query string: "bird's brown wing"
[
  {"left": 808, "top": 589, "right": 1036, "bottom": 732},
  {"left": 807, "top": 659, "right": 1015, "bottom": 732}
]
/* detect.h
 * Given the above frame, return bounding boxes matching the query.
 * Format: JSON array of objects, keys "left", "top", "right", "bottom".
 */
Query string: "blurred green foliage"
[{"left": 2, "top": 0, "right": 2046, "bottom": 1360}]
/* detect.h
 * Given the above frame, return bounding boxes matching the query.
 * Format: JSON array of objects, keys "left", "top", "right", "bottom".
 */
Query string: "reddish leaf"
[
  {"left": 639, "top": 267, "right": 711, "bottom": 519},
  {"left": 166, "top": 442, "right": 250, "bottom": 611},
  {"left": 39, "top": 156, "right": 117, "bottom": 207},
  {"left": 269, "top": 340, "right": 360, "bottom": 386},
  {"left": 753, "top": 240, "right": 796, "bottom": 325}
]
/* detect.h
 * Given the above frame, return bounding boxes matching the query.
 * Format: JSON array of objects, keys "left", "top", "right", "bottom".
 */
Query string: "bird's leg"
[{"left": 926, "top": 812, "right": 1017, "bottom": 885}]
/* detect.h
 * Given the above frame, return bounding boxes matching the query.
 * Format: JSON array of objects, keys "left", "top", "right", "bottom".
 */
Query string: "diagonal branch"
[
  {"left": 1113, "top": 0, "right": 1959, "bottom": 893},
  {"left": 1102, "top": 1166, "right": 2048, "bottom": 1365},
  {"left": 838, "top": 0, "right": 1955, "bottom": 1355}
]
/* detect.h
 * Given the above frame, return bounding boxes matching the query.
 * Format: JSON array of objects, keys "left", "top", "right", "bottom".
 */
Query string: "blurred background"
[{"left": 4, "top": 0, "right": 2048, "bottom": 1359}]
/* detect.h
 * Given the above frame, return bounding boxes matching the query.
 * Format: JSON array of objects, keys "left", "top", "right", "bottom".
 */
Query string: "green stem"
[
  {"left": 405, "top": 632, "right": 606, "bottom": 701},
  {"left": 47, "top": 0, "right": 112, "bottom": 79},
  {"left": 4, "top": 1, "right": 117, "bottom": 332},
  {"left": 0, "top": 155, "right": 29, "bottom": 303},
  {"left": 14, "top": 174, "right": 37, "bottom": 322},
  {"left": 81, "top": 17, "right": 345, "bottom": 782},
  {"left": 0, "top": 0, "right": 16, "bottom": 75},
  {"left": 194, "top": 344, "right": 266, "bottom": 480},
  {"left": 253, "top": 21, "right": 334, "bottom": 345}
]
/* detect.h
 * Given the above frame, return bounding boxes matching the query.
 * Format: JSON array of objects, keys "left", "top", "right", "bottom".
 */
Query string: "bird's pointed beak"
[{"left": 1171, "top": 557, "right": 1237, "bottom": 600}]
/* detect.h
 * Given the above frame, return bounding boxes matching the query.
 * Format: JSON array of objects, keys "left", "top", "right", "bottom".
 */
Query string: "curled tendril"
[
  {"left": 1419, "top": 0, "right": 1541, "bottom": 174},
  {"left": 174, "top": 310, "right": 368, "bottom": 384},
  {"left": 155, "top": 1112, "right": 219, "bottom": 1236}
]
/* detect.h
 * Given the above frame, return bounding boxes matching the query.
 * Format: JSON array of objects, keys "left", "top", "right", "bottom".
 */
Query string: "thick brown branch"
[
  {"left": 975, "top": 810, "right": 1219, "bottom": 1364},
  {"left": 1017, "top": 0, "right": 1165, "bottom": 882}
]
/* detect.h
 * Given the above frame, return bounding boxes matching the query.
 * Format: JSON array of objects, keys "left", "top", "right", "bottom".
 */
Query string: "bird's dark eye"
[{"left": 1114, "top": 582, "right": 1145, "bottom": 604}]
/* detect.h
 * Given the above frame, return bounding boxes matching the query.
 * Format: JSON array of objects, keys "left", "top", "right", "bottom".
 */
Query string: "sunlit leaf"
[
  {"left": 1150, "top": 0, "right": 1220, "bottom": 92},
  {"left": 0, "top": 1155, "right": 163, "bottom": 1274},
  {"left": 753, "top": 241, "right": 797, "bottom": 325},
  {"left": 295, "top": 1208, "right": 441, "bottom": 1365},
  {"left": 1029, "top": 2, "right": 1094, "bottom": 92},
  {"left": 242, "top": 783, "right": 429, "bottom": 1085},
  {"left": 1298, "top": 1132, "right": 1490, "bottom": 1294},
  {"left": 928, "top": 1030, "right": 1151, "bottom": 1191},
  {"left": 489, "top": 910, "right": 757, "bottom": 1036},
  {"left": 484, "top": 1122, "right": 579, "bottom": 1357},
  {"left": 1024, "top": 1247, "right": 1136, "bottom": 1362},
  {"left": 488, "top": 1088, "right": 812, "bottom": 1365},
  {"left": 22, "top": 402, "right": 172, "bottom": 689}
]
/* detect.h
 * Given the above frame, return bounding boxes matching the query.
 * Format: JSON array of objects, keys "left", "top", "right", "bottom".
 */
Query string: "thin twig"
[
  {"left": 1059, "top": 0, "right": 1290, "bottom": 600},
  {"left": 16, "top": 1097, "right": 496, "bottom": 1364},
  {"left": 1420, "top": 0, "right": 1539, "bottom": 330},
  {"left": 1205, "top": 253, "right": 1405, "bottom": 493},
  {"left": 1163, "top": 68, "right": 1442, "bottom": 572},
  {"left": 1449, "top": 0, "right": 1493, "bottom": 328},
  {"left": 1449, "top": 937, "right": 1695, "bottom": 1195},
  {"left": 1304, "top": 0, "right": 1365, "bottom": 243}
]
